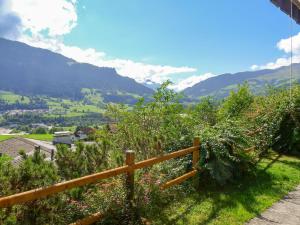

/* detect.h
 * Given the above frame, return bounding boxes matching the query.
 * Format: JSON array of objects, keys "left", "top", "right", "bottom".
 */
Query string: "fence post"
[
  {"left": 34, "top": 145, "right": 41, "bottom": 153},
  {"left": 51, "top": 149, "right": 55, "bottom": 161},
  {"left": 192, "top": 137, "right": 200, "bottom": 190},
  {"left": 125, "top": 150, "right": 135, "bottom": 223}
]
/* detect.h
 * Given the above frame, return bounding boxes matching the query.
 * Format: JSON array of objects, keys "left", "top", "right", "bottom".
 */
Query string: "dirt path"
[{"left": 246, "top": 185, "right": 300, "bottom": 225}]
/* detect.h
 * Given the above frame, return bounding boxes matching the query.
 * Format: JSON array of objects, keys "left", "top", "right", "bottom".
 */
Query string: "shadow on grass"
[
  {"left": 276, "top": 159, "right": 300, "bottom": 170},
  {"left": 146, "top": 155, "right": 300, "bottom": 225}
]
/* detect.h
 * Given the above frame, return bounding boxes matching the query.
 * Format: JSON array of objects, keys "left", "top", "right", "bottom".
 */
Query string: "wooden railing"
[{"left": 0, "top": 137, "right": 201, "bottom": 225}]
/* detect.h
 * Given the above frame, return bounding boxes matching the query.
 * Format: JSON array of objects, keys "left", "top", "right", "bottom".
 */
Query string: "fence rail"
[{"left": 0, "top": 137, "right": 201, "bottom": 224}]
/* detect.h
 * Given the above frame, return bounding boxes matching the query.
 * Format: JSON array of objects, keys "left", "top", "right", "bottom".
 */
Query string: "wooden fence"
[{"left": 0, "top": 137, "right": 201, "bottom": 225}]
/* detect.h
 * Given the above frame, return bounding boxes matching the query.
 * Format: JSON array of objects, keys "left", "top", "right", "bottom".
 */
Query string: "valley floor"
[{"left": 149, "top": 152, "right": 300, "bottom": 225}]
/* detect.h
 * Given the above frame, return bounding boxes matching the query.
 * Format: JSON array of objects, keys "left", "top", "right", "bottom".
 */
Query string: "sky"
[{"left": 1, "top": 0, "right": 300, "bottom": 91}]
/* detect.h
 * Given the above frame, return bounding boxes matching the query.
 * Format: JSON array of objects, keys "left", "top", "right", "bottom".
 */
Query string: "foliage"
[
  {"left": 31, "top": 127, "right": 48, "bottom": 134},
  {"left": 0, "top": 82, "right": 300, "bottom": 224},
  {"left": 55, "top": 142, "right": 109, "bottom": 180},
  {"left": 149, "top": 153, "right": 300, "bottom": 225},
  {"left": 105, "top": 81, "right": 192, "bottom": 160},
  {"left": 190, "top": 97, "right": 217, "bottom": 126},
  {"left": 218, "top": 83, "right": 253, "bottom": 119},
  {"left": 197, "top": 121, "right": 252, "bottom": 185},
  {"left": 0, "top": 151, "right": 65, "bottom": 225}
]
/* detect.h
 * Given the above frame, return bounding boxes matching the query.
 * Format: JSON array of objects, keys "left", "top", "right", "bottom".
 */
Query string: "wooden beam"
[
  {"left": 70, "top": 212, "right": 104, "bottom": 225},
  {"left": 160, "top": 170, "right": 197, "bottom": 190},
  {"left": 245, "top": 146, "right": 255, "bottom": 153},
  {"left": 192, "top": 137, "right": 200, "bottom": 189},
  {"left": 0, "top": 146, "right": 199, "bottom": 208},
  {"left": 293, "top": 0, "right": 300, "bottom": 10},
  {"left": 0, "top": 165, "right": 130, "bottom": 208},
  {"left": 125, "top": 150, "right": 135, "bottom": 222},
  {"left": 271, "top": 0, "right": 300, "bottom": 24},
  {"left": 133, "top": 146, "right": 198, "bottom": 170}
]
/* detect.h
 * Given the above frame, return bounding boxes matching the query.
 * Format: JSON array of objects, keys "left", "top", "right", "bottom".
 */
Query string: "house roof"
[
  {"left": 271, "top": 0, "right": 300, "bottom": 25},
  {"left": 0, "top": 137, "right": 53, "bottom": 165},
  {"left": 54, "top": 131, "right": 73, "bottom": 137}
]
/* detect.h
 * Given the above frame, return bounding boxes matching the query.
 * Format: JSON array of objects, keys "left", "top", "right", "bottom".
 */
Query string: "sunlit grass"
[
  {"left": 150, "top": 152, "right": 300, "bottom": 225},
  {"left": 22, "top": 134, "right": 53, "bottom": 141},
  {"left": 0, "top": 135, "right": 14, "bottom": 142},
  {"left": 0, "top": 134, "right": 53, "bottom": 142}
]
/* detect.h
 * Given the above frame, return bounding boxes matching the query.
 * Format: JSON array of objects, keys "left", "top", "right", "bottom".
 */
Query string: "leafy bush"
[
  {"left": 218, "top": 83, "right": 253, "bottom": 119},
  {"left": 1, "top": 82, "right": 300, "bottom": 224}
]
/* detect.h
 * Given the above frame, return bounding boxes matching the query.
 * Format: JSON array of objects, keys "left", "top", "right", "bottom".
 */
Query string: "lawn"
[
  {"left": 0, "top": 91, "right": 30, "bottom": 104},
  {"left": 22, "top": 134, "right": 53, "bottom": 141},
  {"left": 0, "top": 135, "right": 14, "bottom": 142},
  {"left": 150, "top": 152, "right": 300, "bottom": 225},
  {"left": 0, "top": 134, "right": 53, "bottom": 142}
]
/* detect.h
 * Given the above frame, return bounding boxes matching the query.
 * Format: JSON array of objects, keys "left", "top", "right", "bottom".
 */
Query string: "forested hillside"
[
  {"left": 184, "top": 64, "right": 300, "bottom": 98},
  {"left": 0, "top": 38, "right": 153, "bottom": 100}
]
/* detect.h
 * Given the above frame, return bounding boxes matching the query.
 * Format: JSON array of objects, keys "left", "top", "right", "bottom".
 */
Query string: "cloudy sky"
[{"left": 0, "top": 0, "right": 300, "bottom": 91}]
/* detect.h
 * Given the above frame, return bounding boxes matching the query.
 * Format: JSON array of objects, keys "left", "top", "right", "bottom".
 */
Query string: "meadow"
[{"left": 0, "top": 134, "right": 53, "bottom": 142}]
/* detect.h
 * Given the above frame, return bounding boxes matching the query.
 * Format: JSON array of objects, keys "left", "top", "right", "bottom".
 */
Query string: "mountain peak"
[{"left": 0, "top": 38, "right": 153, "bottom": 100}]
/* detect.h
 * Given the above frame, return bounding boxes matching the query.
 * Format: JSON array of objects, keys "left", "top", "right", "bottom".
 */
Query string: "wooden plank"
[
  {"left": 271, "top": 0, "right": 300, "bottom": 24},
  {"left": 0, "top": 146, "right": 199, "bottom": 208},
  {"left": 133, "top": 146, "right": 198, "bottom": 170},
  {"left": 70, "top": 212, "right": 104, "bottom": 225},
  {"left": 160, "top": 170, "right": 197, "bottom": 190},
  {"left": 0, "top": 165, "right": 130, "bottom": 208},
  {"left": 192, "top": 137, "right": 200, "bottom": 189},
  {"left": 192, "top": 137, "right": 200, "bottom": 169},
  {"left": 245, "top": 146, "right": 255, "bottom": 153},
  {"left": 125, "top": 150, "right": 135, "bottom": 221}
]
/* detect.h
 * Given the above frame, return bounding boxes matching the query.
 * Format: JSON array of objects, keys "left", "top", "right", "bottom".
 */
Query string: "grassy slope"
[
  {"left": 151, "top": 152, "right": 300, "bottom": 225},
  {"left": 0, "top": 91, "right": 30, "bottom": 104},
  {"left": 22, "top": 134, "right": 53, "bottom": 141},
  {"left": 0, "top": 90, "right": 105, "bottom": 116},
  {"left": 0, "top": 134, "right": 53, "bottom": 142},
  {"left": 0, "top": 135, "right": 14, "bottom": 142}
]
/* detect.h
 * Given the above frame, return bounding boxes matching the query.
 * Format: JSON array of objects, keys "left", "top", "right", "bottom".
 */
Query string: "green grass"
[
  {"left": 22, "top": 134, "right": 53, "bottom": 141},
  {"left": 0, "top": 91, "right": 30, "bottom": 104},
  {"left": 150, "top": 152, "right": 300, "bottom": 225},
  {"left": 0, "top": 134, "right": 53, "bottom": 142},
  {"left": 0, "top": 135, "right": 14, "bottom": 142},
  {"left": 45, "top": 95, "right": 104, "bottom": 118}
]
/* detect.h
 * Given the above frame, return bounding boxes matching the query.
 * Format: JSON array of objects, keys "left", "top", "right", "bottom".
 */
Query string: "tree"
[{"left": 218, "top": 83, "right": 253, "bottom": 119}]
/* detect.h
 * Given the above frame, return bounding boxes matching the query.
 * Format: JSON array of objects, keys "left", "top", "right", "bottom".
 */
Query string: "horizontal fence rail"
[
  {"left": 0, "top": 165, "right": 130, "bottom": 208},
  {"left": 0, "top": 137, "right": 256, "bottom": 225},
  {"left": 0, "top": 137, "right": 201, "bottom": 225}
]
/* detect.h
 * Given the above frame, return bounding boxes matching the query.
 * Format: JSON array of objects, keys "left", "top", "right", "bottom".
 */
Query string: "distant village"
[{"left": 0, "top": 124, "right": 98, "bottom": 166}]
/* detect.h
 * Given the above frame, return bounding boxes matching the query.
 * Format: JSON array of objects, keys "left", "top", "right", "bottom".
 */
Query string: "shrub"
[{"left": 218, "top": 83, "right": 254, "bottom": 119}]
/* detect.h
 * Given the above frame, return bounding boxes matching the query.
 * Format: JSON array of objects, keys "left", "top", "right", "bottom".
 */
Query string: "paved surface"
[{"left": 246, "top": 185, "right": 300, "bottom": 225}]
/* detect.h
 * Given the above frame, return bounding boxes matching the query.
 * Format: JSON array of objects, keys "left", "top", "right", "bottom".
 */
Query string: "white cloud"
[
  {"left": 19, "top": 34, "right": 197, "bottom": 84},
  {"left": 6, "top": 0, "right": 198, "bottom": 88},
  {"left": 11, "top": 0, "right": 77, "bottom": 36},
  {"left": 250, "top": 65, "right": 259, "bottom": 70},
  {"left": 169, "top": 73, "right": 216, "bottom": 91},
  {"left": 251, "top": 32, "right": 300, "bottom": 70},
  {"left": 0, "top": 0, "right": 21, "bottom": 39},
  {"left": 277, "top": 32, "right": 300, "bottom": 54}
]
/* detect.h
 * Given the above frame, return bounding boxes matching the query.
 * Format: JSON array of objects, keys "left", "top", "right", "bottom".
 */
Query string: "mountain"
[
  {"left": 0, "top": 38, "right": 153, "bottom": 102},
  {"left": 184, "top": 65, "right": 300, "bottom": 98},
  {"left": 142, "top": 80, "right": 161, "bottom": 90}
]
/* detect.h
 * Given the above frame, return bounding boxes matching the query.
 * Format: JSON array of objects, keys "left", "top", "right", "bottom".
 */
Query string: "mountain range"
[
  {"left": 184, "top": 64, "right": 300, "bottom": 99},
  {"left": 0, "top": 38, "right": 153, "bottom": 103},
  {"left": 0, "top": 37, "right": 299, "bottom": 103}
]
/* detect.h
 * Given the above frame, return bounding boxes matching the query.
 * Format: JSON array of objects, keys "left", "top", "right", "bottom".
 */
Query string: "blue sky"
[
  {"left": 1, "top": 0, "right": 300, "bottom": 90},
  {"left": 68, "top": 0, "right": 297, "bottom": 74}
]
